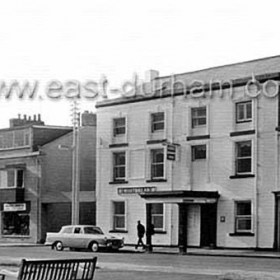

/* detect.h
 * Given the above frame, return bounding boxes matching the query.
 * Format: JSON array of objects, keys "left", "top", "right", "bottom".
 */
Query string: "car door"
[
  {"left": 70, "top": 226, "right": 84, "bottom": 248},
  {"left": 60, "top": 226, "right": 74, "bottom": 247}
]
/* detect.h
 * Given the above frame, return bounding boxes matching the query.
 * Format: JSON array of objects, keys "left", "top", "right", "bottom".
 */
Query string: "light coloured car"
[{"left": 45, "top": 225, "right": 124, "bottom": 252}]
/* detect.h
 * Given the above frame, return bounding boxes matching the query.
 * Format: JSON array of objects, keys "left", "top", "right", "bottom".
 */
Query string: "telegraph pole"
[{"left": 71, "top": 100, "right": 80, "bottom": 225}]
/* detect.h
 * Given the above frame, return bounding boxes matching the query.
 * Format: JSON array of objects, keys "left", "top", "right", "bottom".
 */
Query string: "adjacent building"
[
  {"left": 96, "top": 55, "right": 280, "bottom": 251},
  {"left": 0, "top": 112, "right": 96, "bottom": 244}
]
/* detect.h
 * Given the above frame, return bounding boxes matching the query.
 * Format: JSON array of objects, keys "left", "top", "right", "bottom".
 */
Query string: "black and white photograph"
[{"left": 0, "top": 0, "right": 280, "bottom": 279}]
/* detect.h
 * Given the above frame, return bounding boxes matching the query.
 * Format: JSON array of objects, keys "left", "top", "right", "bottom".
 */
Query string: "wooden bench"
[{"left": 0, "top": 257, "right": 97, "bottom": 280}]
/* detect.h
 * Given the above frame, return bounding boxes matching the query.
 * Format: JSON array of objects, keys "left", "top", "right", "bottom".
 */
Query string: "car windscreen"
[{"left": 84, "top": 227, "right": 103, "bottom": 234}]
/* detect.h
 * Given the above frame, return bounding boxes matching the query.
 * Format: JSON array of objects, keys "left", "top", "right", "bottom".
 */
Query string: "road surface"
[{"left": 0, "top": 246, "right": 280, "bottom": 279}]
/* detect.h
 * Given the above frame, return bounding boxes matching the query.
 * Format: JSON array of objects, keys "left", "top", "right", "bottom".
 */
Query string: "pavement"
[{"left": 1, "top": 243, "right": 280, "bottom": 259}]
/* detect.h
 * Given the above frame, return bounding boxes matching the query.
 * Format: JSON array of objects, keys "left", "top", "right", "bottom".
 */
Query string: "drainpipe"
[
  {"left": 255, "top": 99, "right": 259, "bottom": 249},
  {"left": 170, "top": 74, "right": 175, "bottom": 246},
  {"left": 273, "top": 91, "right": 280, "bottom": 249},
  {"left": 36, "top": 155, "right": 42, "bottom": 243}
]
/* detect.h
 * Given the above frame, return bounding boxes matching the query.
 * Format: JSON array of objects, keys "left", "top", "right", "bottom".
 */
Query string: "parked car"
[{"left": 45, "top": 225, "right": 124, "bottom": 252}]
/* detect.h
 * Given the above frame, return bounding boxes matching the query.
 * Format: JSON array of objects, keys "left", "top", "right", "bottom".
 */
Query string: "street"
[{"left": 0, "top": 247, "right": 280, "bottom": 279}]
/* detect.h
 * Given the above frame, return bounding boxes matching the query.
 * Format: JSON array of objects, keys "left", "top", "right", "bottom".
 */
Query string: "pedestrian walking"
[{"left": 135, "top": 220, "right": 145, "bottom": 249}]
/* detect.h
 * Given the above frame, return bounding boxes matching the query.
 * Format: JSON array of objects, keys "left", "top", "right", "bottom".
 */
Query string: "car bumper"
[{"left": 106, "top": 240, "right": 124, "bottom": 249}]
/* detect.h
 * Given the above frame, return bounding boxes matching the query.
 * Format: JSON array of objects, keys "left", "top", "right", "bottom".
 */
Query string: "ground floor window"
[
  {"left": 151, "top": 203, "right": 164, "bottom": 230},
  {"left": 113, "top": 201, "right": 125, "bottom": 230},
  {"left": 2, "top": 212, "right": 30, "bottom": 236},
  {"left": 235, "top": 201, "right": 252, "bottom": 233}
]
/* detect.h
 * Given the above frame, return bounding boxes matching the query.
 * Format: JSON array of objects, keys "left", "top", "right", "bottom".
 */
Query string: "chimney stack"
[
  {"left": 9, "top": 113, "right": 45, "bottom": 128},
  {"left": 81, "top": 111, "right": 96, "bottom": 126},
  {"left": 145, "top": 70, "right": 159, "bottom": 83}
]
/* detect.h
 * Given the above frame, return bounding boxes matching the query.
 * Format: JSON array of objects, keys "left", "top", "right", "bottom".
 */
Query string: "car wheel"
[
  {"left": 90, "top": 242, "right": 99, "bottom": 252},
  {"left": 55, "top": 241, "right": 64, "bottom": 251}
]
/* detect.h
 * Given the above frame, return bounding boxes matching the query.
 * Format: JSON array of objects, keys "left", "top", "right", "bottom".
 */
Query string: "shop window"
[
  {"left": 113, "top": 117, "right": 126, "bottom": 136},
  {"left": 236, "top": 101, "right": 252, "bottom": 123},
  {"left": 113, "top": 201, "right": 125, "bottom": 230},
  {"left": 113, "top": 152, "right": 126, "bottom": 181},
  {"left": 151, "top": 112, "right": 165, "bottom": 132},
  {"left": 151, "top": 149, "right": 164, "bottom": 179},
  {"left": 235, "top": 201, "right": 252, "bottom": 233},
  {"left": 192, "top": 145, "right": 207, "bottom": 160},
  {"left": 235, "top": 141, "right": 252, "bottom": 174},
  {"left": 151, "top": 203, "right": 164, "bottom": 230},
  {"left": 0, "top": 169, "right": 24, "bottom": 188},
  {"left": 191, "top": 107, "right": 206, "bottom": 128},
  {"left": 2, "top": 212, "right": 30, "bottom": 236}
]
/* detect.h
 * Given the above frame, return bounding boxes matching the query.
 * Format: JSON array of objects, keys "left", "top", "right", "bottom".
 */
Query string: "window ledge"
[
  {"left": 154, "top": 230, "right": 167, "bottom": 234},
  {"left": 2, "top": 235, "right": 31, "bottom": 238},
  {"left": 146, "top": 139, "right": 167, "bottom": 145},
  {"left": 236, "top": 120, "right": 252, "bottom": 124},
  {"left": 229, "top": 174, "right": 255, "bottom": 179},
  {"left": 109, "top": 230, "right": 128, "bottom": 233},
  {"left": 109, "top": 181, "right": 128, "bottom": 185},
  {"left": 229, "top": 130, "right": 255, "bottom": 137},
  {"left": 109, "top": 143, "right": 129, "bottom": 148},
  {"left": 229, "top": 232, "right": 254, "bottom": 237},
  {"left": 146, "top": 179, "right": 167, "bottom": 183},
  {"left": 186, "top": 135, "right": 210, "bottom": 141}
]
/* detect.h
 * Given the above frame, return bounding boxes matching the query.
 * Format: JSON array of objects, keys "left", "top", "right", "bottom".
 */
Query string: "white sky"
[{"left": 0, "top": 0, "right": 279, "bottom": 127}]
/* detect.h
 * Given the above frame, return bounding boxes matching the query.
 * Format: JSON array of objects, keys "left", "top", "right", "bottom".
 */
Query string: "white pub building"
[{"left": 96, "top": 56, "right": 280, "bottom": 252}]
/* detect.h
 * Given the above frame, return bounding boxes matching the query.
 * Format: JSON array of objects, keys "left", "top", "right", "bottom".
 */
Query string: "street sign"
[{"left": 167, "top": 144, "right": 176, "bottom": 160}]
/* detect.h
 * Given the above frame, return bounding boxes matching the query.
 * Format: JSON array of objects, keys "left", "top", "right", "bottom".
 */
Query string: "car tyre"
[
  {"left": 55, "top": 241, "right": 64, "bottom": 251},
  {"left": 90, "top": 242, "right": 99, "bottom": 252}
]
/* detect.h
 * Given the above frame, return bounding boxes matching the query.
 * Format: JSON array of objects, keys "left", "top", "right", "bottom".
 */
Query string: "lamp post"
[{"left": 71, "top": 100, "right": 80, "bottom": 225}]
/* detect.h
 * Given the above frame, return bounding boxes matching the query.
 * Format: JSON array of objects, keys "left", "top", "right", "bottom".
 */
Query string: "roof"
[
  {"left": 96, "top": 55, "right": 280, "bottom": 108},
  {"left": 0, "top": 124, "right": 72, "bottom": 133}
]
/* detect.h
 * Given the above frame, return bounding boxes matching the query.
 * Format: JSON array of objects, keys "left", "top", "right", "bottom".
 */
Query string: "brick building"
[
  {"left": 96, "top": 55, "right": 280, "bottom": 252},
  {"left": 0, "top": 112, "right": 96, "bottom": 244}
]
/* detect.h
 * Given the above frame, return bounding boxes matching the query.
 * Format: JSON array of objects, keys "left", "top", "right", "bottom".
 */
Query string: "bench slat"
[{"left": 13, "top": 257, "right": 97, "bottom": 280}]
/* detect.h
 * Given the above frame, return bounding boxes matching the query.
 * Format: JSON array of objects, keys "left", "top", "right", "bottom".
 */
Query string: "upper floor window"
[
  {"left": 192, "top": 145, "right": 206, "bottom": 161},
  {"left": 235, "top": 201, "right": 252, "bottom": 233},
  {"left": 236, "top": 101, "right": 252, "bottom": 123},
  {"left": 0, "top": 129, "right": 30, "bottom": 149},
  {"left": 151, "top": 203, "right": 164, "bottom": 230},
  {"left": 113, "top": 152, "right": 126, "bottom": 181},
  {"left": 191, "top": 107, "right": 206, "bottom": 128},
  {"left": 0, "top": 169, "right": 24, "bottom": 188},
  {"left": 235, "top": 141, "right": 252, "bottom": 174},
  {"left": 113, "top": 117, "right": 126, "bottom": 136},
  {"left": 151, "top": 112, "right": 165, "bottom": 132},
  {"left": 151, "top": 149, "right": 164, "bottom": 179},
  {"left": 113, "top": 201, "right": 125, "bottom": 230}
]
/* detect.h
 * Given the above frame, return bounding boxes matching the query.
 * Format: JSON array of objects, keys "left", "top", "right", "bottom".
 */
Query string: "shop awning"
[{"left": 139, "top": 190, "right": 220, "bottom": 204}]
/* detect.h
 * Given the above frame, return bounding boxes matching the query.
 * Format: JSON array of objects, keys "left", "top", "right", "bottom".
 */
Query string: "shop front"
[{"left": 1, "top": 202, "right": 30, "bottom": 238}]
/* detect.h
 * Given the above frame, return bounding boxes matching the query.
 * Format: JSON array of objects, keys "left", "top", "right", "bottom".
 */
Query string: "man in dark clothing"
[{"left": 135, "top": 220, "right": 145, "bottom": 249}]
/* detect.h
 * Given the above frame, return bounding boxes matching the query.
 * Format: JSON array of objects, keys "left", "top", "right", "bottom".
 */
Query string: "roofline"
[
  {"left": 157, "top": 54, "right": 280, "bottom": 80},
  {"left": 0, "top": 151, "right": 41, "bottom": 160},
  {"left": 96, "top": 71, "right": 280, "bottom": 109},
  {"left": 32, "top": 125, "right": 72, "bottom": 130},
  {"left": 0, "top": 125, "right": 72, "bottom": 132}
]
